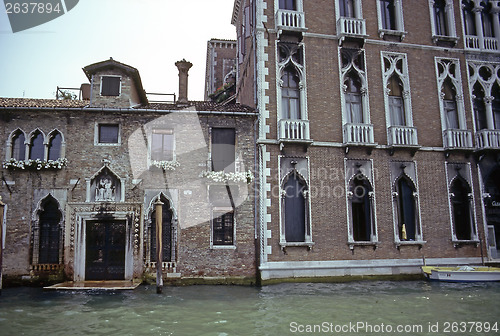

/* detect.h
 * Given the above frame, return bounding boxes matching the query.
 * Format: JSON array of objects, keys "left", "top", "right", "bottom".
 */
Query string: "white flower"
[
  {"left": 151, "top": 160, "right": 180, "bottom": 171},
  {"left": 200, "top": 169, "right": 254, "bottom": 184}
]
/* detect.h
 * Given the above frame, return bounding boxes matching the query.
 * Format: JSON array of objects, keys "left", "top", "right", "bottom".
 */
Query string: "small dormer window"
[{"left": 101, "top": 76, "right": 121, "bottom": 96}]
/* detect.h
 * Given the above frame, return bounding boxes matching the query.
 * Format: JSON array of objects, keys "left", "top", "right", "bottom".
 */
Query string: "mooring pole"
[
  {"left": 0, "top": 197, "right": 5, "bottom": 295},
  {"left": 155, "top": 199, "right": 164, "bottom": 294}
]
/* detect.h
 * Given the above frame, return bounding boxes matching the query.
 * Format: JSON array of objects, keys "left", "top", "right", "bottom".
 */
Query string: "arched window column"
[{"left": 6, "top": 129, "right": 27, "bottom": 161}]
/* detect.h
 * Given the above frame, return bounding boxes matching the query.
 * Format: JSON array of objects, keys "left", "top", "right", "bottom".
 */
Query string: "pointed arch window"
[
  {"left": 47, "top": 131, "right": 63, "bottom": 161},
  {"left": 348, "top": 175, "right": 375, "bottom": 242},
  {"left": 282, "top": 171, "right": 309, "bottom": 243},
  {"left": 150, "top": 195, "right": 173, "bottom": 262},
  {"left": 450, "top": 177, "right": 474, "bottom": 241},
  {"left": 281, "top": 66, "right": 301, "bottom": 120},
  {"left": 37, "top": 196, "right": 62, "bottom": 264},
  {"left": 11, "top": 130, "right": 26, "bottom": 160},
  {"left": 394, "top": 175, "right": 419, "bottom": 241},
  {"left": 29, "top": 130, "right": 44, "bottom": 160}
]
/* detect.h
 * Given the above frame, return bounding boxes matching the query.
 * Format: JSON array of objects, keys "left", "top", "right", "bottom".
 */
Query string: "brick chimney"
[{"left": 175, "top": 59, "right": 193, "bottom": 104}]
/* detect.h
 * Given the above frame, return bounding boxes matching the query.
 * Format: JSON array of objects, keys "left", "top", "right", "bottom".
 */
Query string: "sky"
[{"left": 0, "top": 0, "right": 237, "bottom": 101}]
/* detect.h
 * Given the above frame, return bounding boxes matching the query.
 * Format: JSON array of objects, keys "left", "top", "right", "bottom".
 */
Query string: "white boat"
[{"left": 421, "top": 266, "right": 500, "bottom": 282}]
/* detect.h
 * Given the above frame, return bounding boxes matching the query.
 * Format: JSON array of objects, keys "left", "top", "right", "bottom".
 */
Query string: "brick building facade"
[
  {"left": 231, "top": 0, "right": 500, "bottom": 281},
  {"left": 0, "top": 58, "right": 258, "bottom": 285}
]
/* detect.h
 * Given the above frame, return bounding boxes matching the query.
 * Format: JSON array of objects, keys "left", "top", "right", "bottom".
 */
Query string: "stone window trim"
[
  {"left": 278, "top": 156, "right": 313, "bottom": 250},
  {"left": 445, "top": 162, "right": 480, "bottom": 246},
  {"left": 428, "top": 0, "right": 459, "bottom": 45},
  {"left": 31, "top": 193, "right": 64, "bottom": 267},
  {"left": 6, "top": 128, "right": 66, "bottom": 162},
  {"left": 467, "top": 61, "right": 500, "bottom": 132},
  {"left": 210, "top": 207, "right": 237, "bottom": 249},
  {"left": 94, "top": 122, "right": 121, "bottom": 146},
  {"left": 100, "top": 75, "right": 122, "bottom": 97},
  {"left": 435, "top": 58, "right": 469, "bottom": 133},
  {"left": 390, "top": 161, "right": 425, "bottom": 248},
  {"left": 344, "top": 159, "right": 379, "bottom": 250},
  {"left": 377, "top": 0, "right": 407, "bottom": 40}
]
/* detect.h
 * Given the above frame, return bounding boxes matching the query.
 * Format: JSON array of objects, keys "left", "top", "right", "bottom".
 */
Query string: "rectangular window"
[
  {"left": 211, "top": 128, "right": 236, "bottom": 172},
  {"left": 101, "top": 76, "right": 121, "bottom": 96},
  {"left": 212, "top": 211, "right": 234, "bottom": 246},
  {"left": 98, "top": 124, "right": 120, "bottom": 144},
  {"left": 151, "top": 129, "right": 174, "bottom": 161},
  {"left": 339, "top": 0, "right": 355, "bottom": 18},
  {"left": 444, "top": 100, "right": 459, "bottom": 129},
  {"left": 279, "top": 0, "right": 296, "bottom": 10},
  {"left": 389, "top": 96, "right": 405, "bottom": 126}
]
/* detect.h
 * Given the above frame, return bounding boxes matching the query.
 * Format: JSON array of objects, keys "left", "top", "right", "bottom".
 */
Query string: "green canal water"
[{"left": 0, "top": 281, "right": 499, "bottom": 336}]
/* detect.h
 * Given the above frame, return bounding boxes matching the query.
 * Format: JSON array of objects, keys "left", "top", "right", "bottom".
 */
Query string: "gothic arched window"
[
  {"left": 11, "top": 129, "right": 26, "bottom": 160},
  {"left": 395, "top": 175, "right": 418, "bottom": 241},
  {"left": 349, "top": 175, "right": 373, "bottom": 242},
  {"left": 450, "top": 177, "right": 473, "bottom": 240},
  {"left": 345, "top": 72, "right": 363, "bottom": 123},
  {"left": 47, "top": 131, "right": 62, "bottom": 161},
  {"left": 38, "top": 196, "right": 62, "bottom": 264},
  {"left": 29, "top": 130, "right": 44, "bottom": 160},
  {"left": 443, "top": 78, "right": 459, "bottom": 129}
]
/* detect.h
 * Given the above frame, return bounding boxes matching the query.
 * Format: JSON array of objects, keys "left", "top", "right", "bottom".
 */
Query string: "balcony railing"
[
  {"left": 476, "top": 129, "right": 500, "bottom": 149},
  {"left": 279, "top": 119, "right": 310, "bottom": 142},
  {"left": 275, "top": 9, "right": 306, "bottom": 32},
  {"left": 343, "top": 123, "right": 375, "bottom": 145},
  {"left": 443, "top": 129, "right": 473, "bottom": 150},
  {"left": 465, "top": 35, "right": 499, "bottom": 51},
  {"left": 388, "top": 125, "right": 418, "bottom": 147},
  {"left": 337, "top": 17, "right": 366, "bottom": 37}
]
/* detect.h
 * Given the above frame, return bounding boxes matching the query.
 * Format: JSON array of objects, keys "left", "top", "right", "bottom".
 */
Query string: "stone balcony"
[
  {"left": 388, "top": 125, "right": 419, "bottom": 148},
  {"left": 476, "top": 129, "right": 500, "bottom": 150},
  {"left": 279, "top": 119, "right": 312, "bottom": 145},
  {"left": 465, "top": 35, "right": 499, "bottom": 52},
  {"left": 343, "top": 123, "right": 375, "bottom": 146},
  {"left": 443, "top": 129, "right": 473, "bottom": 150},
  {"left": 337, "top": 17, "right": 367, "bottom": 43},
  {"left": 275, "top": 9, "right": 306, "bottom": 37}
]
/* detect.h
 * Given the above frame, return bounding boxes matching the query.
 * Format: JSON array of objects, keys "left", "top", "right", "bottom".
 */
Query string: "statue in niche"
[{"left": 95, "top": 175, "right": 115, "bottom": 201}]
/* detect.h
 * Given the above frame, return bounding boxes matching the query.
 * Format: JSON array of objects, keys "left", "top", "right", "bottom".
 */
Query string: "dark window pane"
[
  {"left": 48, "top": 132, "right": 62, "bottom": 161},
  {"left": 397, "top": 177, "right": 417, "bottom": 241},
  {"left": 212, "top": 128, "right": 236, "bottom": 172},
  {"left": 284, "top": 173, "right": 306, "bottom": 242},
  {"left": 473, "top": 85, "right": 487, "bottom": 130},
  {"left": 101, "top": 76, "right": 120, "bottom": 96},
  {"left": 351, "top": 176, "right": 372, "bottom": 241},
  {"left": 279, "top": 0, "right": 296, "bottom": 10},
  {"left": 339, "top": 0, "right": 354, "bottom": 17},
  {"left": 29, "top": 132, "right": 44, "bottom": 160},
  {"left": 434, "top": 0, "right": 448, "bottom": 35},
  {"left": 282, "top": 67, "right": 301, "bottom": 119},
  {"left": 451, "top": 178, "right": 472, "bottom": 240},
  {"left": 11, "top": 131, "right": 25, "bottom": 160},
  {"left": 99, "top": 124, "right": 119, "bottom": 144},
  {"left": 213, "top": 212, "right": 234, "bottom": 245},
  {"left": 380, "top": 0, "right": 396, "bottom": 30}
]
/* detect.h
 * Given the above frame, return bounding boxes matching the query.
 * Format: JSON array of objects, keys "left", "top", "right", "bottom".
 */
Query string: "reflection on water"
[{"left": 0, "top": 281, "right": 499, "bottom": 335}]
